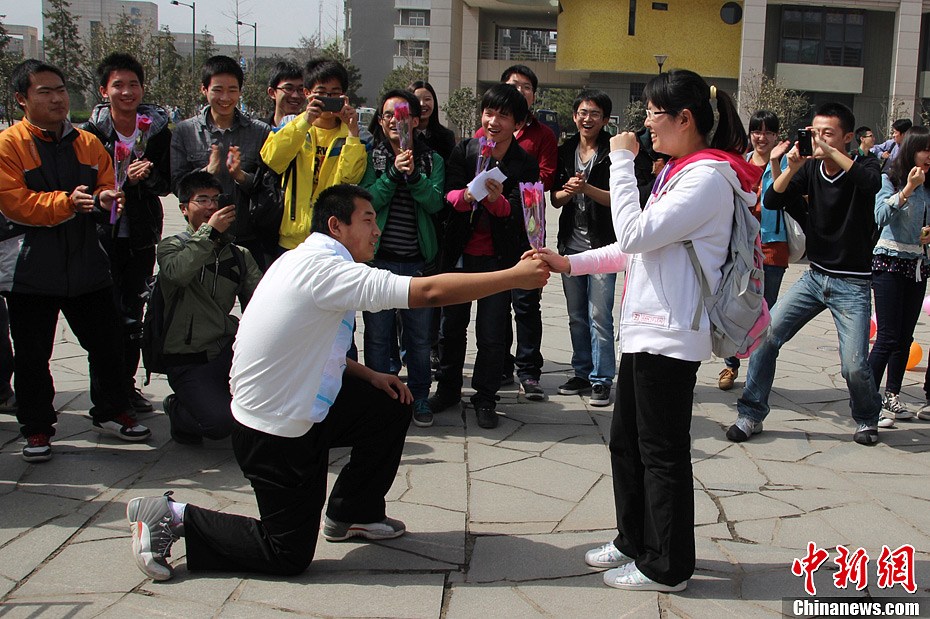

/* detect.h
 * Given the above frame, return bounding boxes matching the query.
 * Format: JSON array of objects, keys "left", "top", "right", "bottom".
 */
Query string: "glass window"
[
  {"left": 779, "top": 5, "right": 864, "bottom": 67},
  {"left": 720, "top": 2, "right": 742, "bottom": 25}
]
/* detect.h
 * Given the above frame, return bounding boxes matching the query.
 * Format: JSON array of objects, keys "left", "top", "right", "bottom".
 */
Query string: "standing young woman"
[
  {"left": 869, "top": 126, "right": 930, "bottom": 426},
  {"left": 408, "top": 81, "right": 456, "bottom": 161},
  {"left": 533, "top": 69, "right": 758, "bottom": 591}
]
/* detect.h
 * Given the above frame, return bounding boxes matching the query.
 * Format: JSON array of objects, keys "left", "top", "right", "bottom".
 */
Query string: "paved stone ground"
[{"left": 1, "top": 198, "right": 929, "bottom": 618}]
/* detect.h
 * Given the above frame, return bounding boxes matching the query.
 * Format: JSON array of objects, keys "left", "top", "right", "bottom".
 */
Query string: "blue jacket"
[
  {"left": 874, "top": 175, "right": 930, "bottom": 263},
  {"left": 747, "top": 153, "right": 789, "bottom": 244}
]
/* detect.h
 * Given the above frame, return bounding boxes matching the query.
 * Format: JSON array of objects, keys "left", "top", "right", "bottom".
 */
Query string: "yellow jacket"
[{"left": 260, "top": 115, "right": 366, "bottom": 249}]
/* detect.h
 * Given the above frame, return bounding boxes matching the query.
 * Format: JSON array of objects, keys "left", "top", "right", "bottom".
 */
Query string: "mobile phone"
[
  {"left": 797, "top": 129, "right": 814, "bottom": 157},
  {"left": 318, "top": 96, "right": 344, "bottom": 112},
  {"left": 218, "top": 193, "right": 235, "bottom": 208}
]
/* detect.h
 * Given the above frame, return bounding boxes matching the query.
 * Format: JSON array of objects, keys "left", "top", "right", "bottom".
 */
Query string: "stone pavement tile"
[
  {"left": 0, "top": 491, "right": 84, "bottom": 547},
  {"left": 376, "top": 501, "right": 466, "bottom": 566},
  {"left": 751, "top": 459, "right": 858, "bottom": 491},
  {"left": 667, "top": 575, "right": 779, "bottom": 618},
  {"left": 401, "top": 436, "right": 466, "bottom": 465},
  {"left": 237, "top": 572, "right": 444, "bottom": 617},
  {"left": 141, "top": 442, "right": 240, "bottom": 483},
  {"left": 0, "top": 575, "right": 15, "bottom": 599},
  {"left": 694, "top": 490, "right": 722, "bottom": 526},
  {"left": 219, "top": 600, "right": 319, "bottom": 618},
  {"left": 312, "top": 531, "right": 458, "bottom": 572},
  {"left": 692, "top": 451, "right": 767, "bottom": 493},
  {"left": 760, "top": 488, "right": 858, "bottom": 513},
  {"left": 0, "top": 511, "right": 88, "bottom": 582},
  {"left": 138, "top": 574, "right": 244, "bottom": 609},
  {"left": 715, "top": 539, "right": 805, "bottom": 575},
  {"left": 695, "top": 522, "right": 731, "bottom": 540},
  {"left": 717, "top": 492, "right": 804, "bottom": 522},
  {"left": 543, "top": 437, "right": 612, "bottom": 476},
  {"left": 503, "top": 423, "right": 601, "bottom": 455},
  {"left": 467, "top": 531, "right": 610, "bottom": 582},
  {"left": 814, "top": 503, "right": 930, "bottom": 550},
  {"left": 396, "top": 461, "right": 467, "bottom": 511},
  {"left": 733, "top": 517, "right": 779, "bottom": 545},
  {"left": 15, "top": 452, "right": 147, "bottom": 503},
  {"left": 471, "top": 455, "right": 599, "bottom": 503},
  {"left": 14, "top": 536, "right": 148, "bottom": 597},
  {"left": 467, "top": 442, "right": 535, "bottom": 473},
  {"left": 446, "top": 578, "right": 661, "bottom": 619},
  {"left": 555, "top": 475, "right": 615, "bottom": 532},
  {"left": 804, "top": 442, "right": 915, "bottom": 474},
  {"left": 96, "top": 591, "right": 219, "bottom": 618},
  {"left": 0, "top": 594, "right": 124, "bottom": 618},
  {"left": 505, "top": 402, "right": 596, "bottom": 426}
]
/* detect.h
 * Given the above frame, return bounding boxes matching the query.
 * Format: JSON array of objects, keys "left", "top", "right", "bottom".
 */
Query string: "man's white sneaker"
[
  {"left": 322, "top": 516, "right": 406, "bottom": 541},
  {"left": 603, "top": 561, "right": 687, "bottom": 592},
  {"left": 918, "top": 401, "right": 930, "bottom": 421},
  {"left": 584, "top": 542, "right": 633, "bottom": 568},
  {"left": 126, "top": 492, "right": 180, "bottom": 581}
]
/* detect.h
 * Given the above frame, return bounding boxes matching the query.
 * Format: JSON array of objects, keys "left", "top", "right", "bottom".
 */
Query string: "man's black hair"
[
  {"left": 500, "top": 64, "right": 538, "bottom": 92},
  {"left": 11, "top": 59, "right": 66, "bottom": 109},
  {"left": 201, "top": 55, "right": 244, "bottom": 89},
  {"left": 855, "top": 126, "right": 873, "bottom": 144},
  {"left": 892, "top": 118, "right": 913, "bottom": 134},
  {"left": 748, "top": 110, "right": 779, "bottom": 134},
  {"left": 96, "top": 52, "right": 145, "bottom": 88},
  {"left": 480, "top": 84, "right": 529, "bottom": 126},
  {"left": 267, "top": 60, "right": 303, "bottom": 89},
  {"left": 813, "top": 102, "right": 856, "bottom": 135},
  {"left": 572, "top": 89, "right": 612, "bottom": 120},
  {"left": 177, "top": 171, "right": 223, "bottom": 204},
  {"left": 304, "top": 58, "right": 348, "bottom": 92},
  {"left": 310, "top": 184, "right": 374, "bottom": 235}
]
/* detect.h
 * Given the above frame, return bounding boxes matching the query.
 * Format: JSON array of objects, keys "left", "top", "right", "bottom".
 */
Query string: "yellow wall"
[{"left": 557, "top": 0, "right": 743, "bottom": 79}]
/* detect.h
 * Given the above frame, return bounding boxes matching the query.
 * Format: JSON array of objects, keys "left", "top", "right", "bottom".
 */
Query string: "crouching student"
[
  {"left": 428, "top": 84, "right": 540, "bottom": 429},
  {"left": 158, "top": 171, "right": 262, "bottom": 443}
]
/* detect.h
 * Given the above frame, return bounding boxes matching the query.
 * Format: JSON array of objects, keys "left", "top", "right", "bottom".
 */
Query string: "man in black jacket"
[
  {"left": 84, "top": 53, "right": 171, "bottom": 413},
  {"left": 427, "top": 84, "right": 540, "bottom": 428},
  {"left": 550, "top": 90, "right": 616, "bottom": 407},
  {"left": 729, "top": 102, "right": 884, "bottom": 446}
]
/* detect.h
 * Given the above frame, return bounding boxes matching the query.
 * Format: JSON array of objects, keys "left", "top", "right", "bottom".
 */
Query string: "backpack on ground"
[
  {"left": 140, "top": 234, "right": 248, "bottom": 384},
  {"left": 684, "top": 195, "right": 771, "bottom": 359}
]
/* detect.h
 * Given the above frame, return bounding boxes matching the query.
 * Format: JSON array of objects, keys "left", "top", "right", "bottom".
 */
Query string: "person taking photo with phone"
[{"left": 260, "top": 58, "right": 367, "bottom": 254}]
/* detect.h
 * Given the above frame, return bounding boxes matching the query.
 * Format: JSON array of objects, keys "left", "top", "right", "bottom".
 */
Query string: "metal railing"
[{"left": 478, "top": 41, "right": 556, "bottom": 63}]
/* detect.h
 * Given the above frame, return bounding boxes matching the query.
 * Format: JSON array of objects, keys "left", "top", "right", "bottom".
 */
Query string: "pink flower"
[
  {"left": 114, "top": 141, "right": 131, "bottom": 161},
  {"left": 136, "top": 115, "right": 152, "bottom": 132}
]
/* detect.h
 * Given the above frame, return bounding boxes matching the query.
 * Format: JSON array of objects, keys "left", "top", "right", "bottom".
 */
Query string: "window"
[
  {"left": 401, "top": 9, "right": 429, "bottom": 27},
  {"left": 629, "top": 82, "right": 645, "bottom": 104},
  {"left": 720, "top": 2, "right": 742, "bottom": 25},
  {"left": 492, "top": 26, "right": 557, "bottom": 61},
  {"left": 398, "top": 40, "right": 428, "bottom": 58},
  {"left": 652, "top": 2, "right": 668, "bottom": 10},
  {"left": 779, "top": 6, "right": 863, "bottom": 67},
  {"left": 629, "top": 0, "right": 637, "bottom": 36}
]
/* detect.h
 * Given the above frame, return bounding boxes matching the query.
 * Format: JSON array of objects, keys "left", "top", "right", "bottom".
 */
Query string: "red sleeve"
[
  {"left": 447, "top": 188, "right": 473, "bottom": 212},
  {"left": 483, "top": 194, "right": 511, "bottom": 217},
  {"left": 536, "top": 126, "right": 558, "bottom": 191}
]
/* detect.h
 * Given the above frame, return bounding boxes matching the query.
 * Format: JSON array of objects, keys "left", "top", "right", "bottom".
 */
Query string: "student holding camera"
[
  {"left": 157, "top": 171, "right": 263, "bottom": 445},
  {"left": 260, "top": 58, "right": 367, "bottom": 254}
]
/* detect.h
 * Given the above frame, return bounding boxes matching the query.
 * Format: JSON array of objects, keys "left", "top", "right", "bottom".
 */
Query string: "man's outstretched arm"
[{"left": 407, "top": 256, "right": 550, "bottom": 308}]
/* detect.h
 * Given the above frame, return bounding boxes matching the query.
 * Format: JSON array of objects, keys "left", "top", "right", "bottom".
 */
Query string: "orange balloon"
[
  {"left": 869, "top": 319, "right": 877, "bottom": 340},
  {"left": 907, "top": 342, "right": 923, "bottom": 371}
]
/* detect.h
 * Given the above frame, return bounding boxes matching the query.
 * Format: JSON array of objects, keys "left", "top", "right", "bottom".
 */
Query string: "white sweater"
[
  {"left": 230, "top": 233, "right": 411, "bottom": 437},
  {"left": 569, "top": 150, "right": 756, "bottom": 362}
]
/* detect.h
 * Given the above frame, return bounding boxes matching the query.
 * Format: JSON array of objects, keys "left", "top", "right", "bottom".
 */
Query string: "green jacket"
[
  {"left": 360, "top": 141, "right": 446, "bottom": 262},
  {"left": 157, "top": 224, "right": 263, "bottom": 362}
]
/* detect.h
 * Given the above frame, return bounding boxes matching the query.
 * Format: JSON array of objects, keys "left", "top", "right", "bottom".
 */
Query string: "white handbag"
[{"left": 784, "top": 211, "right": 806, "bottom": 263}]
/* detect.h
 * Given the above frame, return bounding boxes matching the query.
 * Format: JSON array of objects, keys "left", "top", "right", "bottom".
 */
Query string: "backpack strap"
[
  {"left": 229, "top": 244, "right": 250, "bottom": 310},
  {"left": 284, "top": 156, "right": 298, "bottom": 221},
  {"left": 683, "top": 240, "right": 711, "bottom": 331}
]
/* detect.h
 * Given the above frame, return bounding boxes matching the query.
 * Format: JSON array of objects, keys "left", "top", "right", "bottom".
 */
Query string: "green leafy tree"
[
  {"left": 623, "top": 100, "right": 646, "bottom": 132},
  {"left": 442, "top": 86, "right": 479, "bottom": 139},
  {"left": 740, "top": 71, "right": 810, "bottom": 139},
  {"left": 42, "top": 0, "right": 90, "bottom": 108},
  {"left": 535, "top": 87, "right": 576, "bottom": 135},
  {"left": 147, "top": 27, "right": 194, "bottom": 114},
  {"left": 321, "top": 41, "right": 364, "bottom": 106},
  {"left": 0, "top": 17, "right": 24, "bottom": 124},
  {"left": 379, "top": 58, "right": 428, "bottom": 100},
  {"left": 290, "top": 34, "right": 322, "bottom": 67},
  {"left": 241, "top": 55, "right": 288, "bottom": 119}
]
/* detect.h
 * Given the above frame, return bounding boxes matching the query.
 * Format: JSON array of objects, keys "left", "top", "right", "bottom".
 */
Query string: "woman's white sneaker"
[
  {"left": 584, "top": 542, "right": 633, "bottom": 568},
  {"left": 603, "top": 561, "right": 687, "bottom": 592}
]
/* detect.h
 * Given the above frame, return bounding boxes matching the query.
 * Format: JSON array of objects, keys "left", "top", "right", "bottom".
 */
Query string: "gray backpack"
[{"left": 684, "top": 193, "right": 771, "bottom": 359}]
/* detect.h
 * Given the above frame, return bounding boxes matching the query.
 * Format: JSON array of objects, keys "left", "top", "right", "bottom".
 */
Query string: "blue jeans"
[
  {"left": 562, "top": 249, "right": 616, "bottom": 385},
  {"left": 737, "top": 269, "right": 881, "bottom": 426},
  {"left": 362, "top": 260, "right": 432, "bottom": 401},
  {"left": 726, "top": 264, "right": 786, "bottom": 370}
]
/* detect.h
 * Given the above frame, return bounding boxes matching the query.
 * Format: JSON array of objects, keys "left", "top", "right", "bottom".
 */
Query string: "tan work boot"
[{"left": 718, "top": 367, "right": 738, "bottom": 391}]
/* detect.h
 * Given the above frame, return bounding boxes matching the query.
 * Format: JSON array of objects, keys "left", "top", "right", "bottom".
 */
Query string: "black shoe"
[
  {"left": 472, "top": 400, "right": 499, "bottom": 429},
  {"left": 519, "top": 378, "right": 546, "bottom": 401},
  {"left": 500, "top": 373, "right": 515, "bottom": 386},
  {"left": 163, "top": 395, "right": 202, "bottom": 445},
  {"left": 430, "top": 350, "right": 440, "bottom": 371},
  {"left": 558, "top": 376, "right": 591, "bottom": 395},
  {"left": 130, "top": 388, "right": 154, "bottom": 413},
  {"left": 427, "top": 389, "right": 461, "bottom": 414}
]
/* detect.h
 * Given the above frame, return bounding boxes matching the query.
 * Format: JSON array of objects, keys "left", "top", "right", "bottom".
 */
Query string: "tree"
[
  {"left": 442, "top": 87, "right": 480, "bottom": 138},
  {"left": 150, "top": 27, "right": 198, "bottom": 115},
  {"left": 321, "top": 41, "right": 364, "bottom": 106},
  {"left": 42, "top": 0, "right": 90, "bottom": 108},
  {"left": 379, "top": 58, "right": 428, "bottom": 100},
  {"left": 622, "top": 100, "right": 646, "bottom": 132},
  {"left": 87, "top": 14, "right": 150, "bottom": 103},
  {"left": 0, "top": 16, "right": 24, "bottom": 124},
  {"left": 290, "top": 34, "right": 322, "bottom": 67},
  {"left": 535, "top": 87, "right": 576, "bottom": 135},
  {"left": 739, "top": 71, "right": 810, "bottom": 139},
  {"left": 241, "top": 55, "right": 288, "bottom": 119}
]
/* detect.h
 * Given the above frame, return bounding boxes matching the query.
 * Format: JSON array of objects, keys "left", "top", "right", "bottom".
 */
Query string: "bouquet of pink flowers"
[
  {"left": 112, "top": 141, "right": 132, "bottom": 224},
  {"left": 520, "top": 181, "right": 546, "bottom": 250},
  {"left": 132, "top": 114, "right": 153, "bottom": 159},
  {"left": 476, "top": 136, "right": 495, "bottom": 176}
]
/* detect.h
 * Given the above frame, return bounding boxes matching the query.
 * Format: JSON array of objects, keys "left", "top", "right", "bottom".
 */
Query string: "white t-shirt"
[{"left": 230, "top": 233, "right": 412, "bottom": 437}]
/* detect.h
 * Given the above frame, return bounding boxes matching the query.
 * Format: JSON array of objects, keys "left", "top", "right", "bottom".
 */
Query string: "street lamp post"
[
  {"left": 237, "top": 20, "right": 257, "bottom": 71},
  {"left": 171, "top": 0, "right": 196, "bottom": 76},
  {"left": 654, "top": 54, "right": 668, "bottom": 74}
]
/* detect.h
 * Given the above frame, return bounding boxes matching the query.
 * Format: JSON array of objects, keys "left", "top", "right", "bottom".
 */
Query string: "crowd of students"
[{"left": 3, "top": 49, "right": 930, "bottom": 595}]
